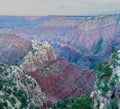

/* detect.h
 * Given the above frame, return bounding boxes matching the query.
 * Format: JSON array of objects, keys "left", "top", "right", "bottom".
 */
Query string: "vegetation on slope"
[
  {"left": 52, "top": 94, "right": 93, "bottom": 109},
  {"left": 0, "top": 63, "right": 42, "bottom": 109},
  {"left": 91, "top": 50, "right": 120, "bottom": 109}
]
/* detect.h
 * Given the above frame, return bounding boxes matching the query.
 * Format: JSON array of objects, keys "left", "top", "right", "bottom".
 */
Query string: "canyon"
[
  {"left": 0, "top": 40, "right": 95, "bottom": 108},
  {"left": 1, "top": 15, "right": 120, "bottom": 68},
  {"left": 21, "top": 41, "right": 95, "bottom": 106},
  {"left": 0, "top": 15, "right": 120, "bottom": 108}
]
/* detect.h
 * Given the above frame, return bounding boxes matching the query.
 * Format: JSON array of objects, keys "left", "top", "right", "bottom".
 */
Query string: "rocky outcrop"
[
  {"left": 21, "top": 40, "right": 57, "bottom": 72},
  {"left": 0, "top": 63, "right": 48, "bottom": 108},
  {"left": 91, "top": 50, "right": 120, "bottom": 109}
]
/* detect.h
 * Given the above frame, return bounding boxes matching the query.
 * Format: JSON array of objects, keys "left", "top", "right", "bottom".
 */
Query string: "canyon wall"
[
  {"left": 0, "top": 15, "right": 119, "bottom": 68},
  {"left": 0, "top": 33, "right": 31, "bottom": 65}
]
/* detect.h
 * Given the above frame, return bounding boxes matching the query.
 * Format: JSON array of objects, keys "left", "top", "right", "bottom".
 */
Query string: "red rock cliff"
[{"left": 21, "top": 41, "right": 95, "bottom": 104}]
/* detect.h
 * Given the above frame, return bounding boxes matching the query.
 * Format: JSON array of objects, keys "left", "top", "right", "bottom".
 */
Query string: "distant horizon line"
[{"left": 0, "top": 13, "right": 120, "bottom": 17}]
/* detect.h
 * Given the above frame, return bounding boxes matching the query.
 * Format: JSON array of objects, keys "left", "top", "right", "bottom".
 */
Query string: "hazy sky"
[{"left": 0, "top": 0, "right": 120, "bottom": 16}]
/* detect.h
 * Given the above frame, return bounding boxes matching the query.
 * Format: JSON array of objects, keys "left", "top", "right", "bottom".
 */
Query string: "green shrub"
[
  {"left": 0, "top": 102, "right": 4, "bottom": 109},
  {"left": 102, "top": 82, "right": 109, "bottom": 94},
  {"left": 107, "top": 98, "right": 118, "bottom": 109},
  {"left": 96, "top": 63, "right": 103, "bottom": 72},
  {"left": 96, "top": 63, "right": 112, "bottom": 79},
  {"left": 3, "top": 102, "right": 7, "bottom": 107},
  {"left": 70, "top": 95, "right": 93, "bottom": 109},
  {"left": 10, "top": 97, "right": 16, "bottom": 104},
  {"left": 21, "top": 95, "right": 27, "bottom": 107},
  {"left": 111, "top": 51, "right": 119, "bottom": 67},
  {"left": 0, "top": 83, "right": 3, "bottom": 90},
  {"left": 52, "top": 95, "right": 93, "bottom": 109},
  {"left": 35, "top": 106, "right": 39, "bottom": 109},
  {"left": 110, "top": 74, "right": 119, "bottom": 88},
  {"left": 101, "top": 64, "right": 112, "bottom": 77},
  {"left": 4, "top": 87, "right": 12, "bottom": 94}
]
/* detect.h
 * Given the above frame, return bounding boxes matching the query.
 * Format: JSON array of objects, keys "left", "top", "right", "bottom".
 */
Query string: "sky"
[{"left": 0, "top": 0, "right": 120, "bottom": 16}]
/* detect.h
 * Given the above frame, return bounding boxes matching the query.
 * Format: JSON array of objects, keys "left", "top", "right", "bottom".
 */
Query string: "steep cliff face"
[
  {"left": 28, "top": 57, "right": 95, "bottom": 102},
  {"left": 0, "top": 33, "right": 31, "bottom": 65},
  {"left": 21, "top": 41, "right": 95, "bottom": 104},
  {"left": 53, "top": 15, "right": 120, "bottom": 68}
]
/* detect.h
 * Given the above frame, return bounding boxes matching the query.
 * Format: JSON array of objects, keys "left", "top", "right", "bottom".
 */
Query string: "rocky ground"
[{"left": 91, "top": 50, "right": 120, "bottom": 109}]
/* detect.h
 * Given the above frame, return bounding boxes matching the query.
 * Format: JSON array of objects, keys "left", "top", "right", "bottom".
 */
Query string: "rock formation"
[
  {"left": 21, "top": 40, "right": 95, "bottom": 106},
  {"left": 21, "top": 40, "right": 57, "bottom": 73},
  {"left": 0, "top": 33, "right": 96, "bottom": 108}
]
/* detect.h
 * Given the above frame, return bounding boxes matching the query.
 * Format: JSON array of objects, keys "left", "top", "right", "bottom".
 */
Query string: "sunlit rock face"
[
  {"left": 21, "top": 40, "right": 57, "bottom": 72},
  {"left": 21, "top": 41, "right": 95, "bottom": 104},
  {"left": 0, "top": 33, "right": 31, "bottom": 65}
]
